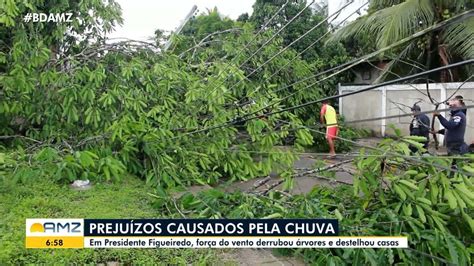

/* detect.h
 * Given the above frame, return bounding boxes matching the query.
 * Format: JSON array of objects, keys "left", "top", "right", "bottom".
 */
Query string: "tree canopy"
[
  {"left": 1, "top": 2, "right": 333, "bottom": 188},
  {"left": 330, "top": 0, "right": 474, "bottom": 82},
  {"left": 249, "top": 0, "right": 349, "bottom": 63}
]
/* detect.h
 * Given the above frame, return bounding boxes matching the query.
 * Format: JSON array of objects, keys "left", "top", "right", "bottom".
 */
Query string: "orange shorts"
[{"left": 326, "top": 126, "right": 338, "bottom": 140}]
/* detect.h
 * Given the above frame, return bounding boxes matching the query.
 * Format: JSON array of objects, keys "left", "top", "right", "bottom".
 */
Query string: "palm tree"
[{"left": 328, "top": 0, "right": 474, "bottom": 82}]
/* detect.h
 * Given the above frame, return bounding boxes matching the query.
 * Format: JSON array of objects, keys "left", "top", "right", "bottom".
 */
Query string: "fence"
[{"left": 338, "top": 82, "right": 474, "bottom": 143}]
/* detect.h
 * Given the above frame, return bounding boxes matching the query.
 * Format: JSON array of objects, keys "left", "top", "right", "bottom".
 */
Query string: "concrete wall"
[{"left": 339, "top": 82, "right": 474, "bottom": 143}]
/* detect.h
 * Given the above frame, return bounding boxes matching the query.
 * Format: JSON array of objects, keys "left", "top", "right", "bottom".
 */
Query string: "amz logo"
[{"left": 30, "top": 222, "right": 82, "bottom": 233}]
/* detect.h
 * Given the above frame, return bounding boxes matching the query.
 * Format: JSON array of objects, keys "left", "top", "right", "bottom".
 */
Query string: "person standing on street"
[
  {"left": 320, "top": 100, "right": 338, "bottom": 156},
  {"left": 409, "top": 104, "right": 430, "bottom": 153},
  {"left": 433, "top": 96, "right": 469, "bottom": 155}
]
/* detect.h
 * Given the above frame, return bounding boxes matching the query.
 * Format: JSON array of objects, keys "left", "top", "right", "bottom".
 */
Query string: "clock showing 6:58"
[{"left": 45, "top": 239, "right": 64, "bottom": 246}]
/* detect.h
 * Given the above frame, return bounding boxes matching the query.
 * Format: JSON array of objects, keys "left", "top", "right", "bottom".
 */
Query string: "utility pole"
[
  {"left": 163, "top": 5, "right": 198, "bottom": 52},
  {"left": 313, "top": 0, "right": 329, "bottom": 16}
]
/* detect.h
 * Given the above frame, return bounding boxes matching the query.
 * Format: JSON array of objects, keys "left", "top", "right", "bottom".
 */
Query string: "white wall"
[{"left": 339, "top": 82, "right": 474, "bottom": 143}]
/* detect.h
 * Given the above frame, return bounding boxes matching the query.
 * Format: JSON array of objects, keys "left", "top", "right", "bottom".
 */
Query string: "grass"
[{"left": 0, "top": 176, "right": 223, "bottom": 265}]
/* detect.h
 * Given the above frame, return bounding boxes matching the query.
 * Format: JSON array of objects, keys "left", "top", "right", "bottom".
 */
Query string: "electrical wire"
[
  {"left": 221, "top": 1, "right": 367, "bottom": 106},
  {"left": 164, "top": 59, "right": 473, "bottom": 142},
  {"left": 210, "top": 148, "right": 474, "bottom": 160},
  {"left": 327, "top": 105, "right": 474, "bottom": 127},
  {"left": 272, "top": 61, "right": 471, "bottom": 115},
  {"left": 161, "top": 12, "right": 474, "bottom": 142},
  {"left": 177, "top": 0, "right": 291, "bottom": 100},
  {"left": 443, "top": 74, "right": 474, "bottom": 103},
  {"left": 241, "top": 10, "right": 474, "bottom": 119},
  {"left": 162, "top": 62, "right": 474, "bottom": 164},
  {"left": 252, "top": 10, "right": 473, "bottom": 100},
  {"left": 275, "top": 119, "right": 474, "bottom": 177},
  {"left": 261, "top": 1, "right": 369, "bottom": 94},
  {"left": 224, "top": 0, "right": 356, "bottom": 95},
  {"left": 364, "top": 60, "right": 431, "bottom": 98},
  {"left": 232, "top": 60, "right": 474, "bottom": 130},
  {"left": 203, "top": 0, "right": 316, "bottom": 98}
]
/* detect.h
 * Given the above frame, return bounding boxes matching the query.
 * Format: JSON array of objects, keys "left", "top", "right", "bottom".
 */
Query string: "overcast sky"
[{"left": 107, "top": 0, "right": 366, "bottom": 42}]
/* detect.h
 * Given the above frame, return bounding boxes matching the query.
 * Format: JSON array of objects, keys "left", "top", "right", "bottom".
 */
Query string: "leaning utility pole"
[
  {"left": 163, "top": 5, "right": 198, "bottom": 52},
  {"left": 313, "top": 0, "right": 329, "bottom": 16}
]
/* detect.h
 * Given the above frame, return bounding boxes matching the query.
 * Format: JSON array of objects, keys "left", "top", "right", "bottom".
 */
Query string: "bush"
[{"left": 0, "top": 147, "right": 125, "bottom": 184}]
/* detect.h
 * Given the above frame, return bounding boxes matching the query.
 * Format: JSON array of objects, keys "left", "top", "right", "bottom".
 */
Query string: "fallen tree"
[{"left": 154, "top": 136, "right": 474, "bottom": 265}]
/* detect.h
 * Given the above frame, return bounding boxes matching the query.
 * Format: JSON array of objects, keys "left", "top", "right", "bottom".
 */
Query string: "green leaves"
[
  {"left": 84, "top": 107, "right": 101, "bottom": 127},
  {"left": 347, "top": 135, "right": 473, "bottom": 264},
  {"left": 262, "top": 213, "right": 283, "bottom": 219},
  {"left": 0, "top": 0, "right": 19, "bottom": 27},
  {"left": 398, "top": 179, "right": 418, "bottom": 190},
  {"left": 443, "top": 16, "right": 474, "bottom": 59},
  {"left": 0, "top": 0, "right": 338, "bottom": 192},
  {"left": 76, "top": 151, "right": 98, "bottom": 168},
  {"left": 145, "top": 137, "right": 474, "bottom": 265},
  {"left": 415, "top": 205, "right": 426, "bottom": 223},
  {"left": 393, "top": 184, "right": 407, "bottom": 201},
  {"left": 444, "top": 189, "right": 458, "bottom": 209},
  {"left": 295, "top": 128, "right": 313, "bottom": 147},
  {"left": 331, "top": 0, "right": 435, "bottom": 50},
  {"left": 416, "top": 197, "right": 432, "bottom": 206},
  {"left": 402, "top": 137, "right": 426, "bottom": 152}
]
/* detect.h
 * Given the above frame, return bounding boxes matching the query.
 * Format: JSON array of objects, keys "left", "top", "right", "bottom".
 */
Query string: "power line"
[
  {"left": 179, "top": 1, "right": 291, "bottom": 93},
  {"left": 236, "top": 60, "right": 474, "bottom": 126},
  {"left": 443, "top": 74, "right": 474, "bottom": 103},
  {"left": 234, "top": 0, "right": 317, "bottom": 71},
  {"left": 240, "top": 10, "right": 474, "bottom": 120},
  {"left": 204, "top": 0, "right": 316, "bottom": 98},
  {"left": 328, "top": 105, "right": 474, "bottom": 127},
  {"left": 225, "top": 0, "right": 356, "bottom": 95},
  {"left": 259, "top": 1, "right": 369, "bottom": 97},
  {"left": 276, "top": 119, "right": 474, "bottom": 177},
  {"left": 223, "top": 1, "right": 367, "bottom": 106},
  {"left": 176, "top": 1, "right": 359, "bottom": 124},
  {"left": 263, "top": 10, "right": 472, "bottom": 98},
  {"left": 168, "top": 59, "right": 472, "bottom": 140},
  {"left": 221, "top": 9, "right": 472, "bottom": 115},
  {"left": 163, "top": 105, "right": 474, "bottom": 161},
  {"left": 165, "top": 12, "right": 474, "bottom": 139},
  {"left": 364, "top": 60, "right": 431, "bottom": 99},
  {"left": 209, "top": 148, "right": 474, "bottom": 160},
  {"left": 178, "top": 28, "right": 244, "bottom": 58}
]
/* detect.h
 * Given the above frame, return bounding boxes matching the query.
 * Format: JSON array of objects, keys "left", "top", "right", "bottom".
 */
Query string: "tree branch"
[{"left": 262, "top": 159, "right": 354, "bottom": 195}]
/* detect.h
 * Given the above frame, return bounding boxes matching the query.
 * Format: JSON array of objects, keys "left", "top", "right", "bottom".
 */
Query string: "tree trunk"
[{"left": 438, "top": 44, "right": 455, "bottom": 82}]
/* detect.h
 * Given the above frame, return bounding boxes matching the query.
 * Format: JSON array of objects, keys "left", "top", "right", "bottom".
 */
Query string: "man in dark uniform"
[
  {"left": 433, "top": 96, "right": 469, "bottom": 155},
  {"left": 409, "top": 104, "right": 430, "bottom": 153}
]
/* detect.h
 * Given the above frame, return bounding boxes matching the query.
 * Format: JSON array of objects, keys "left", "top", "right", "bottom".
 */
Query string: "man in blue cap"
[
  {"left": 409, "top": 104, "right": 430, "bottom": 153},
  {"left": 433, "top": 95, "right": 469, "bottom": 155}
]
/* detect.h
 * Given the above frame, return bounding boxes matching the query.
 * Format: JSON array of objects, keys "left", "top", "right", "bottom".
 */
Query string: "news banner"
[{"left": 26, "top": 219, "right": 407, "bottom": 249}]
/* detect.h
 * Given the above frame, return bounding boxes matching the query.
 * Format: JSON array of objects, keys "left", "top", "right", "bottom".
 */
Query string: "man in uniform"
[
  {"left": 409, "top": 104, "right": 430, "bottom": 153},
  {"left": 433, "top": 96, "right": 469, "bottom": 155},
  {"left": 320, "top": 100, "right": 338, "bottom": 156}
]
